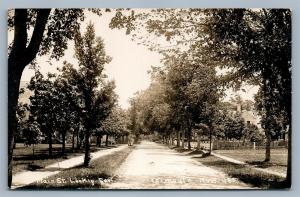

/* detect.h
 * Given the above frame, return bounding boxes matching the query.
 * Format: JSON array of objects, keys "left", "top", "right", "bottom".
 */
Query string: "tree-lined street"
[
  {"left": 8, "top": 8, "right": 291, "bottom": 189},
  {"left": 107, "top": 141, "right": 250, "bottom": 189}
]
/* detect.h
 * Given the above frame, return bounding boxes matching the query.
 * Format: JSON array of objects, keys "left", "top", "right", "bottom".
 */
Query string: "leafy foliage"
[
  {"left": 27, "top": 69, "right": 57, "bottom": 155},
  {"left": 99, "top": 107, "right": 130, "bottom": 137},
  {"left": 110, "top": 8, "right": 291, "bottom": 161},
  {"left": 66, "top": 23, "right": 117, "bottom": 166}
]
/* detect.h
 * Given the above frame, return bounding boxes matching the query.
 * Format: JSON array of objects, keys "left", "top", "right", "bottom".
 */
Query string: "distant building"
[
  {"left": 241, "top": 110, "right": 261, "bottom": 129},
  {"left": 235, "top": 103, "right": 262, "bottom": 129},
  {"left": 227, "top": 98, "right": 288, "bottom": 140}
]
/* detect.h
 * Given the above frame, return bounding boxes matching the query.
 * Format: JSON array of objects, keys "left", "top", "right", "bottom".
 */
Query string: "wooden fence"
[{"left": 212, "top": 140, "right": 288, "bottom": 150}]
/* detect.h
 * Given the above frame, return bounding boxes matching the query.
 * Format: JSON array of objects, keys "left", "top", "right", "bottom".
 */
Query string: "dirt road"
[{"left": 107, "top": 141, "right": 252, "bottom": 189}]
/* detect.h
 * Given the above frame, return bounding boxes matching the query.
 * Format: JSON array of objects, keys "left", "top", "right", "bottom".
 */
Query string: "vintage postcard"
[{"left": 8, "top": 8, "right": 291, "bottom": 189}]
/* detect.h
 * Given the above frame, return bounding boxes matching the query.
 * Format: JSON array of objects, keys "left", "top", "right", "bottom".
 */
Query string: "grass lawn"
[
  {"left": 21, "top": 145, "right": 134, "bottom": 189},
  {"left": 170, "top": 146, "right": 289, "bottom": 189},
  {"left": 214, "top": 149, "right": 288, "bottom": 174},
  {"left": 13, "top": 143, "right": 120, "bottom": 175},
  {"left": 193, "top": 155, "right": 289, "bottom": 189}
]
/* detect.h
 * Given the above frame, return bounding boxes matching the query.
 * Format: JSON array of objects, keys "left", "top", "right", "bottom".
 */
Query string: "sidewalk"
[
  {"left": 210, "top": 152, "right": 286, "bottom": 178},
  {"left": 11, "top": 145, "right": 127, "bottom": 189}
]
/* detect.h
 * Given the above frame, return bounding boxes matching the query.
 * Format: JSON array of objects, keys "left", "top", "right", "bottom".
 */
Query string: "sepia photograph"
[{"left": 8, "top": 8, "right": 291, "bottom": 190}]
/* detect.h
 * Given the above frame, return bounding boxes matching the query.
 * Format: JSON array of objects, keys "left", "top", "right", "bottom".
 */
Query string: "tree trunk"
[
  {"left": 209, "top": 126, "right": 212, "bottom": 154},
  {"left": 48, "top": 132, "right": 53, "bottom": 157},
  {"left": 261, "top": 77, "right": 272, "bottom": 163},
  {"left": 197, "top": 132, "right": 201, "bottom": 150},
  {"left": 8, "top": 63, "right": 22, "bottom": 188},
  {"left": 32, "top": 143, "right": 35, "bottom": 159},
  {"left": 8, "top": 9, "right": 51, "bottom": 188},
  {"left": 181, "top": 130, "right": 185, "bottom": 148},
  {"left": 99, "top": 135, "right": 102, "bottom": 147},
  {"left": 96, "top": 135, "right": 100, "bottom": 147},
  {"left": 76, "top": 129, "right": 81, "bottom": 149},
  {"left": 171, "top": 130, "right": 175, "bottom": 145},
  {"left": 188, "top": 127, "right": 191, "bottom": 150},
  {"left": 61, "top": 132, "right": 66, "bottom": 156},
  {"left": 83, "top": 131, "right": 91, "bottom": 167},
  {"left": 165, "top": 134, "right": 169, "bottom": 145},
  {"left": 286, "top": 124, "right": 291, "bottom": 187},
  {"left": 8, "top": 29, "right": 26, "bottom": 187},
  {"left": 166, "top": 135, "right": 168, "bottom": 145},
  {"left": 114, "top": 134, "right": 118, "bottom": 145},
  {"left": 72, "top": 129, "right": 75, "bottom": 150},
  {"left": 284, "top": 95, "right": 291, "bottom": 187},
  {"left": 105, "top": 134, "right": 109, "bottom": 146},
  {"left": 264, "top": 130, "right": 271, "bottom": 162},
  {"left": 176, "top": 130, "right": 180, "bottom": 147}
]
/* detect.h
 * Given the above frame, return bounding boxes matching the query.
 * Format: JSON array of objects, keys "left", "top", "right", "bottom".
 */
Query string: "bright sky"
[
  {"left": 10, "top": 10, "right": 258, "bottom": 109},
  {"left": 17, "top": 11, "right": 162, "bottom": 109}
]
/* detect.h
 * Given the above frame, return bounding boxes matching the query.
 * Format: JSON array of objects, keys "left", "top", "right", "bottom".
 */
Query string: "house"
[{"left": 235, "top": 102, "right": 262, "bottom": 129}]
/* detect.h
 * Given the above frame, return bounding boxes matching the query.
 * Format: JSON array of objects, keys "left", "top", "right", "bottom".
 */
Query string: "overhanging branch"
[{"left": 24, "top": 9, "right": 51, "bottom": 66}]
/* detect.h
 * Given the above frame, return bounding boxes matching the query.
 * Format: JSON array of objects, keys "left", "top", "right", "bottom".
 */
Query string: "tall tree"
[
  {"left": 52, "top": 75, "right": 79, "bottom": 156},
  {"left": 204, "top": 9, "right": 291, "bottom": 184},
  {"left": 23, "top": 119, "right": 42, "bottom": 159},
  {"left": 7, "top": 9, "right": 104, "bottom": 187},
  {"left": 68, "top": 23, "right": 116, "bottom": 167},
  {"left": 27, "top": 70, "right": 57, "bottom": 157}
]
